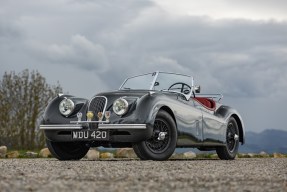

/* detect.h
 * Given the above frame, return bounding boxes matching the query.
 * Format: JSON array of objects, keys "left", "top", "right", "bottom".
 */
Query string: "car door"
[
  {"left": 174, "top": 95, "right": 204, "bottom": 146},
  {"left": 193, "top": 100, "right": 226, "bottom": 144}
]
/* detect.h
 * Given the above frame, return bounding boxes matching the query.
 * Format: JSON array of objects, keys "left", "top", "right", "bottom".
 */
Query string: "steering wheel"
[{"left": 168, "top": 82, "right": 191, "bottom": 95}]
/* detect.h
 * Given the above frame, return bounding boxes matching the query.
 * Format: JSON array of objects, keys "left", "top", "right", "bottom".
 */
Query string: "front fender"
[
  {"left": 42, "top": 95, "right": 88, "bottom": 125},
  {"left": 109, "top": 93, "right": 176, "bottom": 127},
  {"left": 135, "top": 93, "right": 178, "bottom": 128}
]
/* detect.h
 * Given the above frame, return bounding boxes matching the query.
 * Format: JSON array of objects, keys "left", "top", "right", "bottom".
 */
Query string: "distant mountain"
[{"left": 239, "top": 129, "right": 287, "bottom": 154}]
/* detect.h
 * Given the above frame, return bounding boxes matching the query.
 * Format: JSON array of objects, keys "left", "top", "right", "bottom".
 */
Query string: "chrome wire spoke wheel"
[
  {"left": 226, "top": 122, "right": 238, "bottom": 153},
  {"left": 46, "top": 140, "right": 89, "bottom": 160},
  {"left": 146, "top": 119, "right": 171, "bottom": 154},
  {"left": 133, "top": 110, "right": 177, "bottom": 161},
  {"left": 216, "top": 116, "right": 240, "bottom": 160}
]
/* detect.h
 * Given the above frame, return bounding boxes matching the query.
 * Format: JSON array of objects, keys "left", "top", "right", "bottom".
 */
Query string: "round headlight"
[
  {"left": 59, "top": 98, "right": 75, "bottom": 116},
  {"left": 113, "top": 98, "right": 129, "bottom": 116}
]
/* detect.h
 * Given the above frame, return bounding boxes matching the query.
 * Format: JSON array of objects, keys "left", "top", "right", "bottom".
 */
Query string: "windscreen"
[
  {"left": 153, "top": 73, "right": 193, "bottom": 95},
  {"left": 120, "top": 72, "right": 193, "bottom": 96},
  {"left": 120, "top": 73, "right": 156, "bottom": 90}
]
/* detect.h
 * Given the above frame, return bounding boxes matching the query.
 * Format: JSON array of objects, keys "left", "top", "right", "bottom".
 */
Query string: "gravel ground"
[{"left": 0, "top": 158, "right": 286, "bottom": 192}]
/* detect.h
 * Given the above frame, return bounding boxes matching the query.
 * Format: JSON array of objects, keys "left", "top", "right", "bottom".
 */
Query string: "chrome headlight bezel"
[
  {"left": 59, "top": 98, "right": 75, "bottom": 116},
  {"left": 113, "top": 98, "right": 129, "bottom": 116}
]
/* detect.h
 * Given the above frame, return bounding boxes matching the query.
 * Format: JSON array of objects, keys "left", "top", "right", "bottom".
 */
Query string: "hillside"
[{"left": 239, "top": 129, "right": 287, "bottom": 153}]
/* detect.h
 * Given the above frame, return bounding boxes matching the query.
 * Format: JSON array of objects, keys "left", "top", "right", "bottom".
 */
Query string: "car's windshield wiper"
[{"left": 122, "top": 87, "right": 131, "bottom": 90}]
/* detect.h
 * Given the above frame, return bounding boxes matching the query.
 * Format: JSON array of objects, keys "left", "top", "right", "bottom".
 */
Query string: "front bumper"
[
  {"left": 39, "top": 124, "right": 147, "bottom": 130},
  {"left": 40, "top": 123, "right": 152, "bottom": 143}
]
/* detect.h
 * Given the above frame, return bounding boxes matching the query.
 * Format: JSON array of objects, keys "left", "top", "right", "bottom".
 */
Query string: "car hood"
[
  {"left": 96, "top": 90, "right": 151, "bottom": 98},
  {"left": 93, "top": 90, "right": 152, "bottom": 110}
]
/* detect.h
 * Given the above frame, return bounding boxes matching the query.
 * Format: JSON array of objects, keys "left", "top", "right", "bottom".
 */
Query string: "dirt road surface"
[{"left": 0, "top": 158, "right": 286, "bottom": 192}]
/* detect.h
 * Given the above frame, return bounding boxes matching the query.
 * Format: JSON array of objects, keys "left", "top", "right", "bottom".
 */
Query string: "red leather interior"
[{"left": 193, "top": 97, "right": 216, "bottom": 110}]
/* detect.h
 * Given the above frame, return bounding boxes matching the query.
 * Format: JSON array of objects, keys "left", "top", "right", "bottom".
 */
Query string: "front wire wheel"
[
  {"left": 216, "top": 117, "right": 240, "bottom": 160},
  {"left": 145, "top": 119, "right": 171, "bottom": 154},
  {"left": 133, "top": 110, "right": 177, "bottom": 161},
  {"left": 46, "top": 139, "right": 89, "bottom": 160}
]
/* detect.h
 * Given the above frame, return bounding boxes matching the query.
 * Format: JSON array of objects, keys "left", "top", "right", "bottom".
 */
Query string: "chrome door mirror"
[{"left": 194, "top": 85, "right": 201, "bottom": 93}]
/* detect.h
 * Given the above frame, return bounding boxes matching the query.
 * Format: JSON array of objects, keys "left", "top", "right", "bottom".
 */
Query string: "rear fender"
[{"left": 215, "top": 106, "right": 245, "bottom": 144}]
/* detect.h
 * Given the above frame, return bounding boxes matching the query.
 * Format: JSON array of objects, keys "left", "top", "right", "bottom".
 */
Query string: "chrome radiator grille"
[{"left": 88, "top": 96, "right": 107, "bottom": 120}]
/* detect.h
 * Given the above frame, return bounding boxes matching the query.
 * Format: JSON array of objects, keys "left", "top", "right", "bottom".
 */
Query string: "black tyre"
[
  {"left": 216, "top": 117, "right": 239, "bottom": 160},
  {"left": 133, "top": 110, "right": 177, "bottom": 161},
  {"left": 132, "top": 143, "right": 148, "bottom": 160},
  {"left": 46, "top": 139, "right": 89, "bottom": 160}
]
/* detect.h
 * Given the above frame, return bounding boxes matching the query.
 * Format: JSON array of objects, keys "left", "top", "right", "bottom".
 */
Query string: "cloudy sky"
[{"left": 1, "top": 0, "right": 287, "bottom": 132}]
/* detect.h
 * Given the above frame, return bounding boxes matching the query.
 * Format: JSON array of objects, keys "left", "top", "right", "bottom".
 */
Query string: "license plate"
[{"left": 71, "top": 130, "right": 109, "bottom": 141}]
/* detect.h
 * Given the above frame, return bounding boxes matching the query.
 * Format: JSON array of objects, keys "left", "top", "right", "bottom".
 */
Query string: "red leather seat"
[{"left": 193, "top": 97, "right": 216, "bottom": 110}]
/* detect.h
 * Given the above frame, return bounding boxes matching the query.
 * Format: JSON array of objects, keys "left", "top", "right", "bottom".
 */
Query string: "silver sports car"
[{"left": 40, "top": 72, "right": 245, "bottom": 160}]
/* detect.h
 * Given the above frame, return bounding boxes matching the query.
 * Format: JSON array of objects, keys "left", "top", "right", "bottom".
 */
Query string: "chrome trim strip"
[
  {"left": 70, "top": 120, "right": 109, "bottom": 124},
  {"left": 149, "top": 71, "right": 159, "bottom": 90},
  {"left": 98, "top": 124, "right": 146, "bottom": 129},
  {"left": 194, "top": 93, "right": 223, "bottom": 101},
  {"left": 40, "top": 123, "right": 146, "bottom": 130},
  {"left": 119, "top": 78, "right": 128, "bottom": 90},
  {"left": 39, "top": 124, "right": 82, "bottom": 130}
]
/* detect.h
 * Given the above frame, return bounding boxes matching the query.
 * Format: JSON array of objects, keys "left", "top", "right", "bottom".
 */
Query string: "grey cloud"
[
  {"left": 94, "top": 14, "right": 287, "bottom": 97},
  {"left": 0, "top": 20, "right": 23, "bottom": 44},
  {"left": 227, "top": 0, "right": 287, "bottom": 15},
  {"left": 30, "top": 35, "right": 109, "bottom": 72},
  {"left": 3, "top": 1, "right": 287, "bottom": 98},
  {"left": 1, "top": 0, "right": 287, "bottom": 132}
]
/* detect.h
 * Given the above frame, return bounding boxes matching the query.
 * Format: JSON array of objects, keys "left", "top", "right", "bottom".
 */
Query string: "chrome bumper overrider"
[{"left": 39, "top": 123, "right": 146, "bottom": 130}]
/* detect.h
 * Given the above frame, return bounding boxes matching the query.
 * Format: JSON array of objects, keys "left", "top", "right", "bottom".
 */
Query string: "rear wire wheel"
[
  {"left": 133, "top": 110, "right": 177, "bottom": 161},
  {"left": 216, "top": 117, "right": 239, "bottom": 160}
]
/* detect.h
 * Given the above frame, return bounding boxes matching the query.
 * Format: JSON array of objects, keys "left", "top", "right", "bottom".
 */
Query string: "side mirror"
[{"left": 194, "top": 85, "right": 201, "bottom": 93}]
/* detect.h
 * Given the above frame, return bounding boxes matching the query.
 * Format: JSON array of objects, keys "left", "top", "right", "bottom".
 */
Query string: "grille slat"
[{"left": 88, "top": 96, "right": 107, "bottom": 121}]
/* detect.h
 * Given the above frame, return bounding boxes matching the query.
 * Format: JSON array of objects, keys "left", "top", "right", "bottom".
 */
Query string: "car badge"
[
  {"left": 105, "top": 111, "right": 111, "bottom": 122},
  {"left": 77, "top": 112, "right": 82, "bottom": 122},
  {"left": 86, "top": 111, "right": 94, "bottom": 122},
  {"left": 97, "top": 112, "right": 103, "bottom": 121}
]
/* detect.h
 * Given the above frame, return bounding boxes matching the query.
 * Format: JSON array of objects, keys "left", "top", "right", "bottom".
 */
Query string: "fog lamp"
[{"left": 87, "top": 111, "right": 94, "bottom": 121}]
